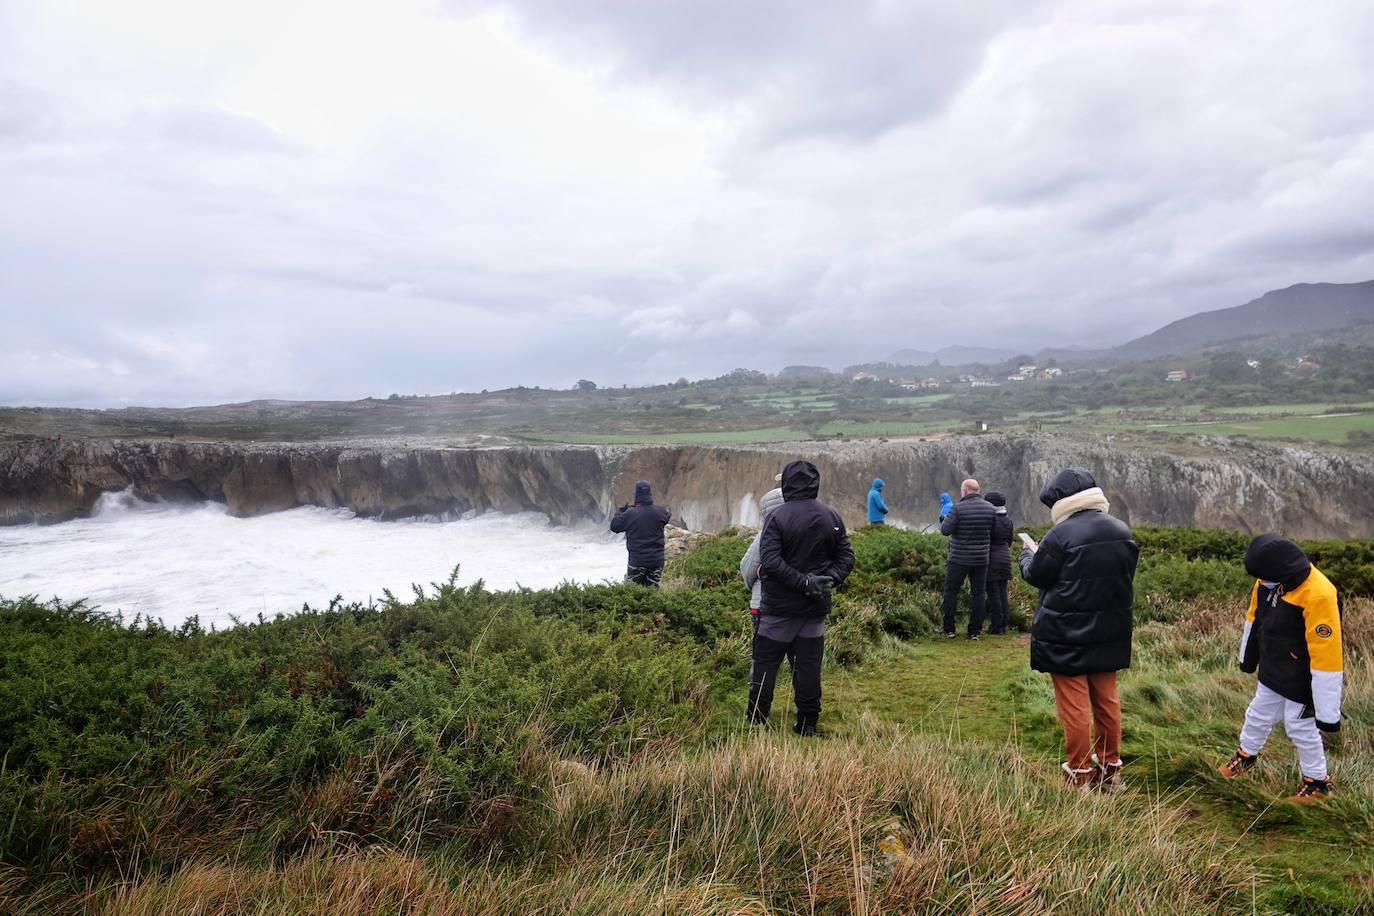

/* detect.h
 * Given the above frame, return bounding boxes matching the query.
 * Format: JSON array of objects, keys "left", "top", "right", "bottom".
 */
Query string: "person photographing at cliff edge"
[
  {"left": 749, "top": 459, "right": 855, "bottom": 736},
  {"left": 609, "top": 480, "right": 671, "bottom": 588}
]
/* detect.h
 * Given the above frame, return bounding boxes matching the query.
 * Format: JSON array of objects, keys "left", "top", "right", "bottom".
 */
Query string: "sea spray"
[{"left": 0, "top": 493, "right": 626, "bottom": 628}]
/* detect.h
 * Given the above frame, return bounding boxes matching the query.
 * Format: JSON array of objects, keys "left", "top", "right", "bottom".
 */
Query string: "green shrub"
[
  {"left": 1303, "top": 539, "right": 1374, "bottom": 597},
  {"left": 1134, "top": 556, "right": 1253, "bottom": 606},
  {"left": 665, "top": 535, "right": 749, "bottom": 589},
  {"left": 1131, "top": 527, "right": 1374, "bottom": 598},
  {"left": 0, "top": 580, "right": 727, "bottom": 873}
]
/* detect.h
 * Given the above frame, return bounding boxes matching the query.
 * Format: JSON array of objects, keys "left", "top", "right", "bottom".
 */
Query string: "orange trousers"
[{"left": 1051, "top": 672, "right": 1121, "bottom": 770}]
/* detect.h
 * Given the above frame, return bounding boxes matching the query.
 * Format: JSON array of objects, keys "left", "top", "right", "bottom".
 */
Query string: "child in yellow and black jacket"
[{"left": 1218, "top": 534, "right": 1342, "bottom": 802}]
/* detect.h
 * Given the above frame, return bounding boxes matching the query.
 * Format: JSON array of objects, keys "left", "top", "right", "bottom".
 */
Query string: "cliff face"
[
  {"left": 4, "top": 436, "right": 1372, "bottom": 539},
  {"left": 0, "top": 441, "right": 612, "bottom": 527},
  {"left": 611, "top": 438, "right": 1374, "bottom": 539}
]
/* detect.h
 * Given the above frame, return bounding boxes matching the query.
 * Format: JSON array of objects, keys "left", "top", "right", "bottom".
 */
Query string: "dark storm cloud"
[{"left": 471, "top": 0, "right": 1047, "bottom": 144}]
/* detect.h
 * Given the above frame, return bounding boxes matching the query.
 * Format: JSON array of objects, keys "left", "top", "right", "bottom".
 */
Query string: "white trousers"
[{"left": 1238, "top": 682, "right": 1328, "bottom": 780}]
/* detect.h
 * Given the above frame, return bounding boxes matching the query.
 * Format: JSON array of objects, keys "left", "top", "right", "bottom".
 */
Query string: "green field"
[
  {"left": 521, "top": 426, "right": 804, "bottom": 445},
  {"left": 1102, "top": 412, "right": 1374, "bottom": 444},
  {"left": 5, "top": 364, "right": 1373, "bottom": 451},
  {"left": 1212, "top": 401, "right": 1374, "bottom": 416},
  {"left": 817, "top": 419, "right": 955, "bottom": 437}
]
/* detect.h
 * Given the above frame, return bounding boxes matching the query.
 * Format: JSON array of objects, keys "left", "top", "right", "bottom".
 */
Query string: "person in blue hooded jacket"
[{"left": 867, "top": 478, "right": 890, "bottom": 525}]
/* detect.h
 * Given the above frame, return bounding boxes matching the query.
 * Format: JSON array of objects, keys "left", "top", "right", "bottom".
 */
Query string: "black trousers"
[
  {"left": 746, "top": 633, "right": 824, "bottom": 732},
  {"left": 987, "top": 578, "right": 1010, "bottom": 632},
  {"left": 942, "top": 562, "right": 988, "bottom": 635},
  {"left": 625, "top": 565, "right": 663, "bottom": 588}
]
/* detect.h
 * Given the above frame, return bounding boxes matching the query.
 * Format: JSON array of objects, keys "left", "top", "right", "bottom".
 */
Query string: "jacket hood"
[
  {"left": 871, "top": 478, "right": 885, "bottom": 491},
  {"left": 780, "top": 459, "right": 821, "bottom": 501},
  {"left": 633, "top": 480, "right": 653, "bottom": 505},
  {"left": 759, "top": 487, "right": 785, "bottom": 521},
  {"left": 1039, "top": 468, "right": 1097, "bottom": 508},
  {"left": 1244, "top": 534, "right": 1311, "bottom": 589},
  {"left": 984, "top": 491, "right": 1006, "bottom": 507}
]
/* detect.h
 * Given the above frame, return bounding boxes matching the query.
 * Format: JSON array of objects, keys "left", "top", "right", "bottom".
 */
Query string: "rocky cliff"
[{"left": 4, "top": 435, "right": 1372, "bottom": 538}]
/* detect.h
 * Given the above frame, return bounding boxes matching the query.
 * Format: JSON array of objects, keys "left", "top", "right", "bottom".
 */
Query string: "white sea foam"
[{"left": 0, "top": 491, "right": 628, "bottom": 628}]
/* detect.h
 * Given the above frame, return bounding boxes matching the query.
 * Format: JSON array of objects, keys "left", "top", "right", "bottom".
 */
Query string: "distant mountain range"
[
  {"left": 883, "top": 345, "right": 1022, "bottom": 366},
  {"left": 1111, "top": 280, "right": 1374, "bottom": 360},
  {"left": 876, "top": 279, "right": 1374, "bottom": 369}
]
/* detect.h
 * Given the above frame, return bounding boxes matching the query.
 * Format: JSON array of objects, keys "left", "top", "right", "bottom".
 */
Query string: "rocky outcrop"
[
  {"left": 0, "top": 440, "right": 612, "bottom": 526},
  {"left": 3, "top": 435, "right": 1373, "bottom": 539}
]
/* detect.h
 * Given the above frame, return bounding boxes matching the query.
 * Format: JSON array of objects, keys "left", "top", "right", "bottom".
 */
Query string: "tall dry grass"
[{"left": 13, "top": 727, "right": 1258, "bottom": 915}]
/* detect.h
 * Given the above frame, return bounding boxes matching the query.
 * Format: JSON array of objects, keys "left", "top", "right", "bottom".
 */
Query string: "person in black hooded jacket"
[
  {"left": 1217, "top": 535, "right": 1342, "bottom": 803},
  {"left": 1019, "top": 468, "right": 1138, "bottom": 790},
  {"left": 609, "top": 480, "right": 672, "bottom": 587},
  {"left": 749, "top": 459, "right": 855, "bottom": 735},
  {"left": 984, "top": 491, "right": 1015, "bottom": 634}
]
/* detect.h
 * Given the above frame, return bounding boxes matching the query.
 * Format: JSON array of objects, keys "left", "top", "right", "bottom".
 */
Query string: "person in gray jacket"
[{"left": 740, "top": 487, "right": 786, "bottom": 632}]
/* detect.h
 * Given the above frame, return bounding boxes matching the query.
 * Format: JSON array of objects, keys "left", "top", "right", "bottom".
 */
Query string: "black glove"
[
  {"left": 1239, "top": 660, "right": 1257, "bottom": 674},
  {"left": 802, "top": 574, "right": 833, "bottom": 598},
  {"left": 1317, "top": 719, "right": 1341, "bottom": 733}
]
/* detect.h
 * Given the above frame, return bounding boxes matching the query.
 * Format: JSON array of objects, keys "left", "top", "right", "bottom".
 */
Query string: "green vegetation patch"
[
  {"left": 519, "top": 426, "right": 804, "bottom": 445},
  {"left": 4, "top": 524, "right": 1373, "bottom": 912}
]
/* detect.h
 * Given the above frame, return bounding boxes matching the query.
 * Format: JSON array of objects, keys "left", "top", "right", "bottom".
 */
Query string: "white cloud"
[{"left": 1, "top": 0, "right": 1373, "bottom": 405}]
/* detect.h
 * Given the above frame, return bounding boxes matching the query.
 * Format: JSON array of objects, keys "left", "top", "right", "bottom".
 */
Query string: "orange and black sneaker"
[
  {"left": 1288, "top": 777, "right": 1332, "bottom": 803},
  {"left": 1218, "top": 749, "right": 1257, "bottom": 778}
]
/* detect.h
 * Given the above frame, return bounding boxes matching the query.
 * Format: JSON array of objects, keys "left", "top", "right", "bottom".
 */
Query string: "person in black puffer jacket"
[
  {"left": 984, "top": 491, "right": 1015, "bottom": 634},
  {"left": 609, "top": 480, "right": 672, "bottom": 587},
  {"left": 939, "top": 479, "right": 996, "bottom": 638},
  {"left": 752, "top": 459, "right": 855, "bottom": 736},
  {"left": 1019, "top": 468, "right": 1138, "bottom": 790}
]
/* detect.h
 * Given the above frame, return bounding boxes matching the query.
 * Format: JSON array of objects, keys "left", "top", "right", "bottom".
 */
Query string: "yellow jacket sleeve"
[
  {"left": 1238, "top": 582, "right": 1259, "bottom": 672},
  {"left": 1303, "top": 585, "right": 1342, "bottom": 726}
]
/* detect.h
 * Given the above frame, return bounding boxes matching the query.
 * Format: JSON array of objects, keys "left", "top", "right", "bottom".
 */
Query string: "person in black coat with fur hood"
[
  {"left": 1020, "top": 468, "right": 1138, "bottom": 791},
  {"left": 984, "top": 491, "right": 1015, "bottom": 634}
]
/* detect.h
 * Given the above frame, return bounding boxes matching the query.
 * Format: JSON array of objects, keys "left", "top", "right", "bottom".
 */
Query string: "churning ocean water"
[{"left": 0, "top": 490, "right": 629, "bottom": 628}]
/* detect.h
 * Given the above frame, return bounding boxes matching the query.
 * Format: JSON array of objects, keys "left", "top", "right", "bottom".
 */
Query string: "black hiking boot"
[
  {"left": 1218, "top": 749, "right": 1257, "bottom": 778},
  {"left": 1288, "top": 777, "right": 1332, "bottom": 803}
]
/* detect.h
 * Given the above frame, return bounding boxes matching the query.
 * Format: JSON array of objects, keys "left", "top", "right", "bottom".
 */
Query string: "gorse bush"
[
  {"left": 0, "top": 575, "right": 731, "bottom": 873},
  {"left": 1131, "top": 526, "right": 1374, "bottom": 598},
  {"left": 666, "top": 534, "right": 750, "bottom": 589},
  {"left": 1133, "top": 556, "right": 1253, "bottom": 606}
]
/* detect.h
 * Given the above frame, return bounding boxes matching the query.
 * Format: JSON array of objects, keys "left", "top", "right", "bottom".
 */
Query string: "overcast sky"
[{"left": 3, "top": 0, "right": 1373, "bottom": 406}]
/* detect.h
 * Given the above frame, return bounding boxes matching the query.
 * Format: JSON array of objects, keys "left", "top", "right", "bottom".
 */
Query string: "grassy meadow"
[{"left": 2, "top": 526, "right": 1372, "bottom": 913}]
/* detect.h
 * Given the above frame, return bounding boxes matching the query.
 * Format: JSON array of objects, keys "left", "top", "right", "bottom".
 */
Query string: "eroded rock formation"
[{"left": 3, "top": 435, "right": 1371, "bottom": 538}]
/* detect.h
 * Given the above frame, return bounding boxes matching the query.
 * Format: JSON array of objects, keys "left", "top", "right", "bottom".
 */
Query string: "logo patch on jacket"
[{"left": 1315, "top": 624, "right": 1333, "bottom": 638}]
